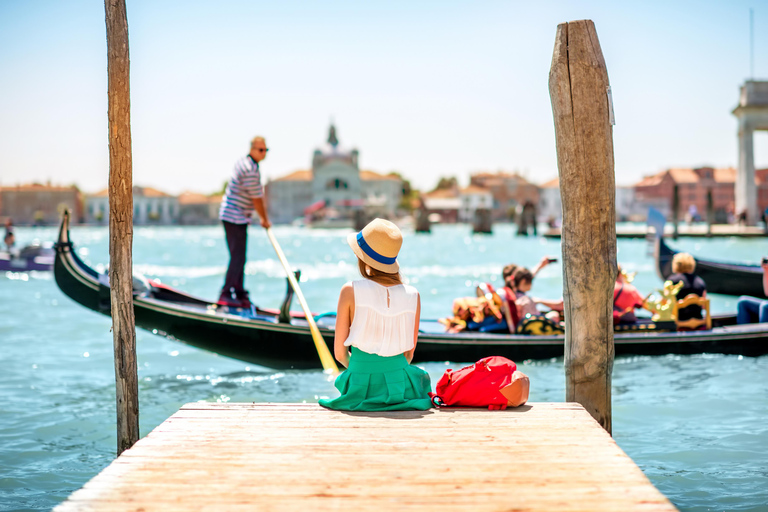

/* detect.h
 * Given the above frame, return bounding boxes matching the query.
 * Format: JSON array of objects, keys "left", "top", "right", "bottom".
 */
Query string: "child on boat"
[
  {"left": 319, "top": 219, "right": 433, "bottom": 411},
  {"left": 512, "top": 268, "right": 564, "bottom": 322}
]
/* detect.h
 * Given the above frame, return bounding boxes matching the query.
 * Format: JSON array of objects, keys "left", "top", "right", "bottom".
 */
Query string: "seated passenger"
[
  {"left": 512, "top": 268, "right": 564, "bottom": 322},
  {"left": 613, "top": 265, "right": 646, "bottom": 324},
  {"left": 496, "top": 265, "right": 521, "bottom": 331},
  {"left": 736, "top": 257, "right": 768, "bottom": 324},
  {"left": 667, "top": 252, "right": 707, "bottom": 321}
]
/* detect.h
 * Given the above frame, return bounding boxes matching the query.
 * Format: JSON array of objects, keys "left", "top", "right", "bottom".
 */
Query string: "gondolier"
[{"left": 218, "top": 136, "right": 272, "bottom": 308}]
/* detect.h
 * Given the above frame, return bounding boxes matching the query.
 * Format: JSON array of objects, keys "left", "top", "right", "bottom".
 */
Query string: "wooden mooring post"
[
  {"left": 672, "top": 184, "right": 680, "bottom": 240},
  {"left": 105, "top": 0, "right": 139, "bottom": 455},
  {"left": 549, "top": 20, "right": 616, "bottom": 433},
  {"left": 706, "top": 188, "right": 714, "bottom": 237},
  {"left": 472, "top": 208, "right": 492, "bottom": 234}
]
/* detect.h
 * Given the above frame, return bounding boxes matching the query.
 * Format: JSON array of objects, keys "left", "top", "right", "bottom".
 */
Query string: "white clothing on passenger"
[{"left": 344, "top": 279, "right": 419, "bottom": 357}]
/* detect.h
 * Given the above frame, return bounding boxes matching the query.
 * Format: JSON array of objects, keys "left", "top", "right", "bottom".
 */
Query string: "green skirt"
[{"left": 319, "top": 347, "right": 433, "bottom": 411}]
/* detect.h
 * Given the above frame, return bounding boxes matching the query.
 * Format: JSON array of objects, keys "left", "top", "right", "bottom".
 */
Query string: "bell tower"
[{"left": 732, "top": 81, "right": 768, "bottom": 224}]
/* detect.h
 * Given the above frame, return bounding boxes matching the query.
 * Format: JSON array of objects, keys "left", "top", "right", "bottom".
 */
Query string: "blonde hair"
[
  {"left": 250, "top": 136, "right": 266, "bottom": 146},
  {"left": 357, "top": 258, "right": 403, "bottom": 286},
  {"left": 672, "top": 252, "right": 696, "bottom": 274}
]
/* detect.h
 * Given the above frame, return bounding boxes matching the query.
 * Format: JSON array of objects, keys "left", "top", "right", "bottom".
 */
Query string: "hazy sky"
[{"left": 1, "top": 0, "right": 767, "bottom": 194}]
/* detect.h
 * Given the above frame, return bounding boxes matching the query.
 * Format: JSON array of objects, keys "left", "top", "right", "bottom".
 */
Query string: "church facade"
[{"left": 266, "top": 125, "right": 402, "bottom": 224}]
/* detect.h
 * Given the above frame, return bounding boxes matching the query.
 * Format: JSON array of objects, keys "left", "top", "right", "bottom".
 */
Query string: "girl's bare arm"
[
  {"left": 404, "top": 293, "right": 420, "bottom": 364},
  {"left": 334, "top": 283, "right": 354, "bottom": 368}
]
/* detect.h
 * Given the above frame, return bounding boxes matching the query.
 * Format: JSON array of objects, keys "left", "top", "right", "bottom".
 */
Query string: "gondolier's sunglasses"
[{"left": 254, "top": 148, "right": 269, "bottom": 153}]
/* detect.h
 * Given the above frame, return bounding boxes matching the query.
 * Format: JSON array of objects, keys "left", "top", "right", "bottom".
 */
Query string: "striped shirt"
[{"left": 219, "top": 155, "right": 264, "bottom": 224}]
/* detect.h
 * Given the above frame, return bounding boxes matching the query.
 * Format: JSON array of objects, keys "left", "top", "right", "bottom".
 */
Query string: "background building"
[
  {"left": 537, "top": 178, "right": 561, "bottom": 224},
  {"left": 178, "top": 192, "right": 222, "bottom": 225},
  {"left": 458, "top": 185, "right": 493, "bottom": 223},
  {"left": 421, "top": 188, "right": 461, "bottom": 223},
  {"left": 0, "top": 183, "right": 83, "bottom": 225},
  {"left": 85, "top": 186, "right": 179, "bottom": 225},
  {"left": 537, "top": 178, "right": 638, "bottom": 223},
  {"left": 633, "top": 167, "right": 737, "bottom": 222},
  {"left": 266, "top": 125, "right": 402, "bottom": 224},
  {"left": 469, "top": 171, "right": 539, "bottom": 221}
]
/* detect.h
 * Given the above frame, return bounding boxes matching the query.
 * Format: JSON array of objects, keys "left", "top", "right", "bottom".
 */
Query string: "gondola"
[
  {"left": 53, "top": 212, "right": 768, "bottom": 369},
  {"left": 653, "top": 233, "right": 766, "bottom": 299}
]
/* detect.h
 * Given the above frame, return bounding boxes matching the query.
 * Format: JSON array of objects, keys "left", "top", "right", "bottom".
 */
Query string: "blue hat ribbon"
[{"left": 356, "top": 232, "right": 397, "bottom": 265}]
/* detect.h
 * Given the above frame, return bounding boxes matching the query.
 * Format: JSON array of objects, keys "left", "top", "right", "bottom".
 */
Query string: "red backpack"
[{"left": 430, "top": 356, "right": 530, "bottom": 410}]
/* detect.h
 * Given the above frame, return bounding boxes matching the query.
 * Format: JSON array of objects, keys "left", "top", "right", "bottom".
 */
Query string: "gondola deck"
[{"left": 53, "top": 212, "right": 768, "bottom": 369}]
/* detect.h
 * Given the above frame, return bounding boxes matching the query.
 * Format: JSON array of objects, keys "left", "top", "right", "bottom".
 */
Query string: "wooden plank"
[{"left": 54, "top": 403, "right": 676, "bottom": 512}]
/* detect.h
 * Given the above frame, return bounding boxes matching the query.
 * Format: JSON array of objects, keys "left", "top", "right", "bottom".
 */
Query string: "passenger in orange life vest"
[{"left": 613, "top": 265, "right": 646, "bottom": 324}]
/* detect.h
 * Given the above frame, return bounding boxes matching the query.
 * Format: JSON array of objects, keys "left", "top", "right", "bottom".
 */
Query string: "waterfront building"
[
  {"left": 458, "top": 185, "right": 493, "bottom": 223},
  {"left": 267, "top": 170, "right": 313, "bottom": 224},
  {"left": 421, "top": 188, "right": 461, "bottom": 223},
  {"left": 266, "top": 125, "right": 402, "bottom": 224},
  {"left": 615, "top": 186, "right": 638, "bottom": 222},
  {"left": 469, "top": 171, "right": 539, "bottom": 221},
  {"left": 537, "top": 178, "right": 561, "bottom": 224},
  {"left": 178, "top": 192, "right": 222, "bottom": 225},
  {"left": 537, "top": 178, "right": 638, "bottom": 223},
  {"left": 85, "top": 186, "right": 179, "bottom": 225},
  {"left": 633, "top": 167, "right": 737, "bottom": 222},
  {"left": 359, "top": 170, "right": 402, "bottom": 218},
  {"left": 0, "top": 183, "right": 83, "bottom": 225}
]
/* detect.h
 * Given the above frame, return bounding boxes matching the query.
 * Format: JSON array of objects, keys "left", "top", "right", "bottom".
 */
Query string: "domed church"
[{"left": 266, "top": 125, "right": 402, "bottom": 224}]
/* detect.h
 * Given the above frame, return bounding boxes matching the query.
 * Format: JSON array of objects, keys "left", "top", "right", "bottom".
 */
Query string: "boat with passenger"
[
  {"left": 53, "top": 211, "right": 768, "bottom": 369},
  {"left": 653, "top": 234, "right": 765, "bottom": 299},
  {"left": 1, "top": 243, "right": 54, "bottom": 272}
]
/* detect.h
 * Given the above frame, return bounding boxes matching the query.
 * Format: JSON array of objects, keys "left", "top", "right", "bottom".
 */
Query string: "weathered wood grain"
[
  {"left": 105, "top": 0, "right": 139, "bottom": 455},
  {"left": 54, "top": 403, "right": 676, "bottom": 511},
  {"left": 549, "top": 20, "right": 617, "bottom": 434}
]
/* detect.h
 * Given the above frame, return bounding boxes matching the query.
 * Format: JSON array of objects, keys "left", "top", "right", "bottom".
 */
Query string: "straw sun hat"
[{"left": 347, "top": 218, "right": 402, "bottom": 274}]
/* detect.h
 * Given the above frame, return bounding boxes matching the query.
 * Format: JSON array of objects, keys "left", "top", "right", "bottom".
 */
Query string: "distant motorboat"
[{"left": 0, "top": 243, "right": 54, "bottom": 272}]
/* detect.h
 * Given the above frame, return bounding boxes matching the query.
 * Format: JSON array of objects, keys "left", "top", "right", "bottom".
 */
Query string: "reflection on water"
[{"left": 1, "top": 224, "right": 767, "bottom": 511}]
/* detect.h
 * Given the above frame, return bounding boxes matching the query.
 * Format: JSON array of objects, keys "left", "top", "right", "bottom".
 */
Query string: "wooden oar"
[{"left": 265, "top": 228, "right": 339, "bottom": 376}]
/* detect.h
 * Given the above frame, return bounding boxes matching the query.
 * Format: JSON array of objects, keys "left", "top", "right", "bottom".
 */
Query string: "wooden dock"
[
  {"left": 55, "top": 402, "right": 676, "bottom": 511},
  {"left": 544, "top": 224, "right": 766, "bottom": 239}
]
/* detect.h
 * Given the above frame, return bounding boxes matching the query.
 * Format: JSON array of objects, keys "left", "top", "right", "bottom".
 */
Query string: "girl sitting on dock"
[{"left": 319, "top": 219, "right": 433, "bottom": 411}]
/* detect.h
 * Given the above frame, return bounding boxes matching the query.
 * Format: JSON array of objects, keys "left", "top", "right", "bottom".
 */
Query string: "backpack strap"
[{"left": 613, "top": 283, "right": 624, "bottom": 312}]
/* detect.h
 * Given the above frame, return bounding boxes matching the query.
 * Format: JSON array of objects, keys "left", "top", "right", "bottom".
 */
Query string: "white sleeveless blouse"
[{"left": 344, "top": 279, "right": 419, "bottom": 357}]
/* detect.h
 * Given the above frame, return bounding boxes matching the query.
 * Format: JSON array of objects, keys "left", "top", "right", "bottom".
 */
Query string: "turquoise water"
[{"left": 1, "top": 224, "right": 767, "bottom": 511}]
